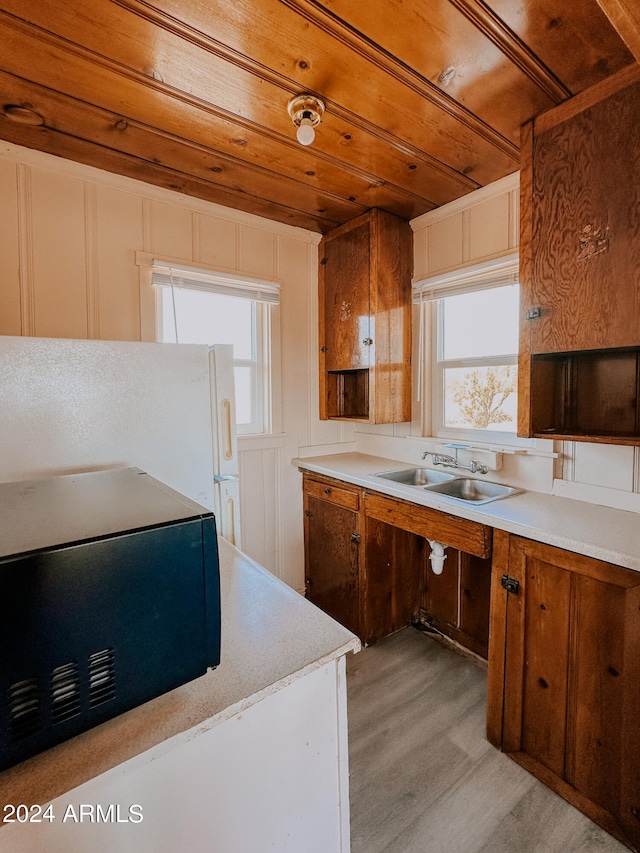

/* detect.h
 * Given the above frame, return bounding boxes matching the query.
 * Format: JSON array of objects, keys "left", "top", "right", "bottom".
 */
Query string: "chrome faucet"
[{"left": 421, "top": 449, "right": 489, "bottom": 475}]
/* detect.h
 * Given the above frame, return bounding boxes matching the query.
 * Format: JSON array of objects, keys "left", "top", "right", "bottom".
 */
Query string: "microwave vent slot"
[
  {"left": 88, "top": 648, "right": 116, "bottom": 707},
  {"left": 51, "top": 661, "right": 81, "bottom": 724},
  {"left": 8, "top": 678, "right": 42, "bottom": 742}
]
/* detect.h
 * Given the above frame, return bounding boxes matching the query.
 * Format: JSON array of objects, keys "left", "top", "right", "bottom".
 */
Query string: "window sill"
[{"left": 420, "top": 435, "right": 558, "bottom": 459}]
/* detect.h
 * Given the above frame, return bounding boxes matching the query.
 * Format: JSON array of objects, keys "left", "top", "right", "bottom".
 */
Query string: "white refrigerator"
[
  {"left": 0, "top": 336, "right": 220, "bottom": 516},
  {"left": 209, "top": 344, "right": 242, "bottom": 548}
]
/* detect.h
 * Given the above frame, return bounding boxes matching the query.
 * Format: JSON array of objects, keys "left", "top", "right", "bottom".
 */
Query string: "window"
[
  {"left": 414, "top": 254, "right": 521, "bottom": 444},
  {"left": 435, "top": 285, "right": 519, "bottom": 438},
  {"left": 153, "top": 264, "right": 278, "bottom": 435}
]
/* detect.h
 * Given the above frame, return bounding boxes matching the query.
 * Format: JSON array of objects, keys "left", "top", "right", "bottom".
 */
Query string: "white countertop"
[
  {"left": 294, "top": 452, "right": 640, "bottom": 573},
  {"left": 0, "top": 538, "right": 360, "bottom": 807}
]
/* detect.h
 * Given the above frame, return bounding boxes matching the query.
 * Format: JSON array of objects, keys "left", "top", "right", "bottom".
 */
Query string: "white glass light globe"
[{"left": 296, "top": 117, "right": 315, "bottom": 146}]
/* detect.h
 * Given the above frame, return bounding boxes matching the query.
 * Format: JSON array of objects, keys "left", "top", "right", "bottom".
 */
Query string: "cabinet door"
[
  {"left": 488, "top": 532, "right": 640, "bottom": 850},
  {"left": 303, "top": 481, "right": 361, "bottom": 637},
  {"left": 523, "top": 76, "right": 640, "bottom": 355},
  {"left": 321, "top": 220, "right": 371, "bottom": 372}
]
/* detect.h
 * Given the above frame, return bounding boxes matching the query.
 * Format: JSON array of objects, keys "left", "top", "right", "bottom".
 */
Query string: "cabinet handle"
[
  {"left": 362, "top": 337, "right": 373, "bottom": 346},
  {"left": 350, "top": 533, "right": 361, "bottom": 544},
  {"left": 324, "top": 487, "right": 332, "bottom": 494},
  {"left": 320, "top": 346, "right": 328, "bottom": 352}
]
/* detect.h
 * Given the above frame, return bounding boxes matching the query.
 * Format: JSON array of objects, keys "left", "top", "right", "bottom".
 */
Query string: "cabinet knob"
[
  {"left": 320, "top": 346, "right": 328, "bottom": 353},
  {"left": 324, "top": 487, "right": 331, "bottom": 494},
  {"left": 350, "top": 532, "right": 361, "bottom": 544},
  {"left": 362, "top": 337, "right": 373, "bottom": 346}
]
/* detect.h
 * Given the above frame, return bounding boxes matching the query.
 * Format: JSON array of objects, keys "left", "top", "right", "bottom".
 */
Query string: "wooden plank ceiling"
[{"left": 0, "top": 0, "right": 635, "bottom": 232}]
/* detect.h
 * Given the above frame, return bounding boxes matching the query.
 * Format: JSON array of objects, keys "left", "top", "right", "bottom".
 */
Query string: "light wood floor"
[{"left": 347, "top": 627, "right": 629, "bottom": 853}]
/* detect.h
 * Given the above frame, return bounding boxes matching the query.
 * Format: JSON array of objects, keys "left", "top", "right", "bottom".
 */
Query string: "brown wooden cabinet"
[
  {"left": 519, "top": 65, "right": 640, "bottom": 444},
  {"left": 303, "top": 473, "right": 362, "bottom": 637},
  {"left": 364, "top": 491, "right": 493, "bottom": 657},
  {"left": 302, "top": 473, "right": 492, "bottom": 653},
  {"left": 487, "top": 530, "right": 640, "bottom": 851},
  {"left": 318, "top": 208, "right": 412, "bottom": 424}
]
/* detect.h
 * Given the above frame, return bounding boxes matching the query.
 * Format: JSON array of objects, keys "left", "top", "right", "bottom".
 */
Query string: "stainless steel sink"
[
  {"left": 423, "top": 478, "right": 522, "bottom": 504},
  {"left": 374, "top": 468, "right": 459, "bottom": 486}
]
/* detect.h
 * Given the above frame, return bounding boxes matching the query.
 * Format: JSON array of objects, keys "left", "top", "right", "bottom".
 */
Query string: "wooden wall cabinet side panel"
[
  {"left": 369, "top": 209, "right": 413, "bottom": 425},
  {"left": 363, "top": 517, "right": 425, "bottom": 645},
  {"left": 517, "top": 120, "right": 535, "bottom": 438},
  {"left": 318, "top": 209, "right": 412, "bottom": 424},
  {"left": 303, "top": 475, "right": 361, "bottom": 638}
]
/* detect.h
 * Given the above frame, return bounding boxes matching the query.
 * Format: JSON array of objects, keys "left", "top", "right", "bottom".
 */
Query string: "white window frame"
[
  {"left": 413, "top": 253, "right": 532, "bottom": 448},
  {"left": 152, "top": 262, "right": 278, "bottom": 436},
  {"left": 432, "top": 294, "right": 519, "bottom": 444}
]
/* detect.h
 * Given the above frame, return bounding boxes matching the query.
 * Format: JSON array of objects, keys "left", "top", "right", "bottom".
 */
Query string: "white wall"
[{"left": 0, "top": 140, "right": 355, "bottom": 592}]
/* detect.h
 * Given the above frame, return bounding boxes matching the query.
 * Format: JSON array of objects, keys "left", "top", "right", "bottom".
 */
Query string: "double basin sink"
[{"left": 374, "top": 467, "right": 521, "bottom": 505}]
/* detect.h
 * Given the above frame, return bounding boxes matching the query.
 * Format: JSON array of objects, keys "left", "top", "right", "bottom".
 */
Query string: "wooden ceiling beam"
[
  {"left": 596, "top": 0, "right": 640, "bottom": 64},
  {"left": 448, "top": 0, "right": 572, "bottom": 101}
]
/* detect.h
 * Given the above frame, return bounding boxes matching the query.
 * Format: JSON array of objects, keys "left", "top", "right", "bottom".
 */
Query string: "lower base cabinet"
[
  {"left": 303, "top": 474, "right": 361, "bottom": 637},
  {"left": 487, "top": 530, "right": 640, "bottom": 852},
  {"left": 302, "top": 473, "right": 492, "bottom": 653}
]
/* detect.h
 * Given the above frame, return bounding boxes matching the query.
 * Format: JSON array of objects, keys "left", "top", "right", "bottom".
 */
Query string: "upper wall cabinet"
[
  {"left": 519, "top": 65, "right": 640, "bottom": 445},
  {"left": 318, "top": 208, "right": 412, "bottom": 423}
]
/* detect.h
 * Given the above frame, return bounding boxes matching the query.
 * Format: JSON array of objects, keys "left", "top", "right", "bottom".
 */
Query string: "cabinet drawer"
[
  {"left": 303, "top": 475, "right": 360, "bottom": 511},
  {"left": 364, "top": 492, "right": 491, "bottom": 559}
]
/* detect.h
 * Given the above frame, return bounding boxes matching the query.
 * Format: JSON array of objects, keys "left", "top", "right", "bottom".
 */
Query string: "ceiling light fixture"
[{"left": 288, "top": 94, "right": 325, "bottom": 146}]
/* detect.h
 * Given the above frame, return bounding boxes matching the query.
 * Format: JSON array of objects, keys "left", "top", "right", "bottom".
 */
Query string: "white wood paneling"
[
  {"left": 411, "top": 172, "right": 520, "bottom": 280},
  {"left": 468, "top": 193, "right": 511, "bottom": 261},
  {"left": 0, "top": 157, "right": 20, "bottom": 335},
  {"left": 148, "top": 200, "right": 194, "bottom": 260},
  {"left": 30, "top": 168, "right": 88, "bottom": 339},
  {"left": 95, "top": 186, "right": 144, "bottom": 341},
  {"left": 239, "top": 224, "right": 277, "bottom": 279},
  {"left": 194, "top": 212, "right": 238, "bottom": 270}
]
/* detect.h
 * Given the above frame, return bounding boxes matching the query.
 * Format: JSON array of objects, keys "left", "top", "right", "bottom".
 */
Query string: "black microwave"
[{"left": 0, "top": 467, "right": 220, "bottom": 772}]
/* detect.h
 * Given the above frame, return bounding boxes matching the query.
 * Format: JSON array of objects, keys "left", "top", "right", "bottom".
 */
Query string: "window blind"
[
  {"left": 412, "top": 253, "right": 518, "bottom": 303},
  {"left": 152, "top": 262, "right": 280, "bottom": 304}
]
